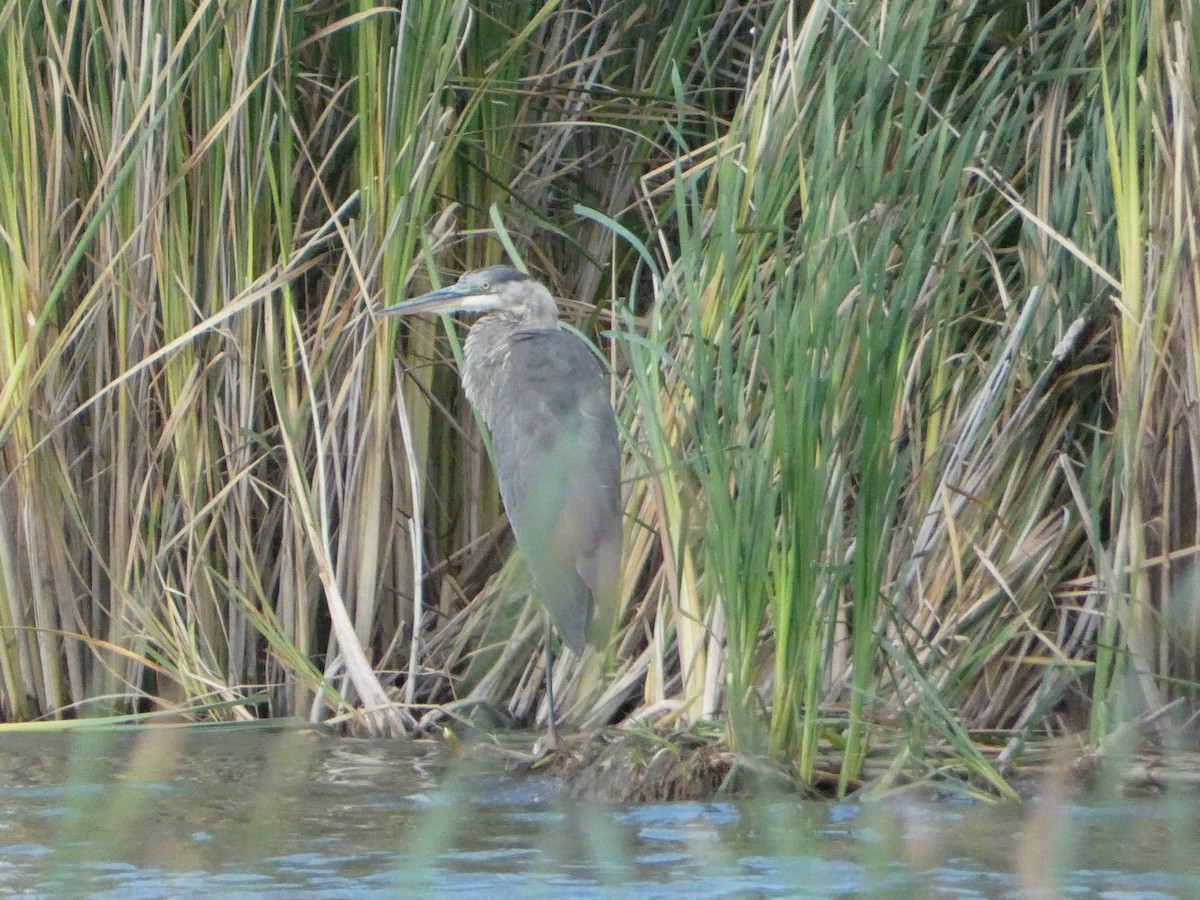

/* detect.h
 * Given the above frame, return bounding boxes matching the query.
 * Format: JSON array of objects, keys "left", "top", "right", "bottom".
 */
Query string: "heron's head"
[{"left": 381, "top": 266, "right": 558, "bottom": 327}]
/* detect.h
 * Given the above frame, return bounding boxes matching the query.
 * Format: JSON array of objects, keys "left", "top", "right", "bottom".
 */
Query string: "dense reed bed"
[{"left": 0, "top": 0, "right": 1196, "bottom": 796}]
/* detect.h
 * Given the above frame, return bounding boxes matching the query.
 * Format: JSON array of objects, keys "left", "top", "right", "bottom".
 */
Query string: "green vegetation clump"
[{"left": 0, "top": 0, "right": 1196, "bottom": 796}]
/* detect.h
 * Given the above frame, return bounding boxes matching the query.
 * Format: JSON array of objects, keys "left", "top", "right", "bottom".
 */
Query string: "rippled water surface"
[{"left": 0, "top": 726, "right": 1196, "bottom": 897}]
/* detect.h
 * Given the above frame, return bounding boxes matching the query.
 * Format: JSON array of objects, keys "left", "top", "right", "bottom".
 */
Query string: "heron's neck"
[{"left": 462, "top": 312, "right": 555, "bottom": 424}]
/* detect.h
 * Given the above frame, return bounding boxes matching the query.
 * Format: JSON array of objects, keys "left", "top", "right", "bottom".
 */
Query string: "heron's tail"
[
  {"left": 534, "top": 568, "right": 591, "bottom": 655},
  {"left": 579, "top": 519, "right": 623, "bottom": 652}
]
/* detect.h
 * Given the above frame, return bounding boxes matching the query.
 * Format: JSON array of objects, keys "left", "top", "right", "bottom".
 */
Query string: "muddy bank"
[{"left": 453, "top": 726, "right": 800, "bottom": 802}]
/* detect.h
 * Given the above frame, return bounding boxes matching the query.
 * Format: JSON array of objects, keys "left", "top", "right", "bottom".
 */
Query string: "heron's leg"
[{"left": 543, "top": 616, "right": 559, "bottom": 745}]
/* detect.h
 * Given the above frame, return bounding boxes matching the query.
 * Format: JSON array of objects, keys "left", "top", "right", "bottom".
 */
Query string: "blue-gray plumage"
[{"left": 383, "top": 266, "right": 622, "bottom": 670}]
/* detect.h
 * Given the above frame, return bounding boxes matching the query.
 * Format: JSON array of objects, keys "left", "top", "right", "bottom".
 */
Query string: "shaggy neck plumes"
[{"left": 462, "top": 311, "right": 554, "bottom": 426}]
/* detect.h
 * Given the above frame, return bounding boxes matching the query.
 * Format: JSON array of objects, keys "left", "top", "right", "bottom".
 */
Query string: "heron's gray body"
[{"left": 385, "top": 266, "right": 622, "bottom": 655}]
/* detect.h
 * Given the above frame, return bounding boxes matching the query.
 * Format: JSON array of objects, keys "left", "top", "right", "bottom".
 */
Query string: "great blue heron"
[{"left": 384, "top": 266, "right": 622, "bottom": 742}]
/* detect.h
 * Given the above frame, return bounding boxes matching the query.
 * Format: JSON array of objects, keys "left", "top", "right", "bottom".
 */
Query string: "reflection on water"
[{"left": 0, "top": 726, "right": 1195, "bottom": 897}]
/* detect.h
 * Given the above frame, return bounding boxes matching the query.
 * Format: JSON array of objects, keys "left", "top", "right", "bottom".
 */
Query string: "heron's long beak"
[{"left": 380, "top": 285, "right": 503, "bottom": 317}]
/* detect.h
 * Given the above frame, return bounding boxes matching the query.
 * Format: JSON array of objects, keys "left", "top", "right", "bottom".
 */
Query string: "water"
[{"left": 0, "top": 725, "right": 1196, "bottom": 897}]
